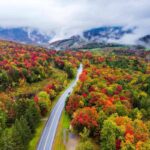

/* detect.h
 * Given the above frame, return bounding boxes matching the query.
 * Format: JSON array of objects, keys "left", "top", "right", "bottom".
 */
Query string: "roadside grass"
[
  {"left": 52, "top": 110, "right": 70, "bottom": 150},
  {"left": 28, "top": 79, "right": 73, "bottom": 150},
  {"left": 28, "top": 119, "right": 47, "bottom": 150}
]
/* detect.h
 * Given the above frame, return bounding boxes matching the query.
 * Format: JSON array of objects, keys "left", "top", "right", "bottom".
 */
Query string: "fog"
[{"left": 0, "top": 0, "right": 150, "bottom": 43}]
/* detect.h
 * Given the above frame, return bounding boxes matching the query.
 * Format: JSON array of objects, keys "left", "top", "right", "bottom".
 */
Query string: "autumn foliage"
[{"left": 65, "top": 49, "right": 150, "bottom": 149}]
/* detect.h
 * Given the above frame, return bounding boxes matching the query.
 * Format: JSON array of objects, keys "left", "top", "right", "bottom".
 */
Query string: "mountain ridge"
[
  {"left": 0, "top": 26, "right": 149, "bottom": 49},
  {"left": 0, "top": 27, "right": 51, "bottom": 45}
]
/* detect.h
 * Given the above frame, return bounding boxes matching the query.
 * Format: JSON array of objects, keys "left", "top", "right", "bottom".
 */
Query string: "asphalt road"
[{"left": 37, "top": 64, "right": 83, "bottom": 150}]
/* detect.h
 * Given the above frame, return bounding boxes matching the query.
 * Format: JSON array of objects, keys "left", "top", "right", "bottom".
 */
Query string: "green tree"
[
  {"left": 76, "top": 140, "right": 94, "bottom": 150},
  {"left": 9, "top": 67, "right": 20, "bottom": 83},
  {"left": 101, "top": 119, "right": 118, "bottom": 150},
  {"left": 38, "top": 91, "right": 51, "bottom": 107},
  {"left": 0, "top": 129, "right": 14, "bottom": 150},
  {"left": 0, "top": 110, "right": 7, "bottom": 132},
  {"left": 98, "top": 110, "right": 107, "bottom": 130},
  {"left": 19, "top": 116, "right": 32, "bottom": 145},
  {"left": 12, "top": 119, "right": 24, "bottom": 150},
  {"left": 25, "top": 101, "right": 40, "bottom": 133},
  {"left": 12, "top": 117, "right": 31, "bottom": 150},
  {"left": 115, "top": 101, "right": 128, "bottom": 116},
  {"left": 15, "top": 99, "right": 30, "bottom": 119},
  {"left": 0, "top": 70, "right": 9, "bottom": 91},
  {"left": 79, "top": 127, "right": 90, "bottom": 142},
  {"left": 64, "top": 63, "right": 76, "bottom": 79}
]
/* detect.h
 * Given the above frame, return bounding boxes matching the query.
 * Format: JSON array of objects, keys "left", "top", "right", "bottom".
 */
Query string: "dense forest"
[
  {"left": 0, "top": 40, "right": 79, "bottom": 150},
  {"left": 65, "top": 50, "right": 150, "bottom": 149},
  {"left": 0, "top": 40, "right": 150, "bottom": 150}
]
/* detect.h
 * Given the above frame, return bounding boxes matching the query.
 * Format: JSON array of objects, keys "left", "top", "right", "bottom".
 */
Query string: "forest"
[
  {"left": 0, "top": 40, "right": 150, "bottom": 150},
  {"left": 65, "top": 50, "right": 150, "bottom": 149},
  {"left": 0, "top": 40, "right": 79, "bottom": 150}
]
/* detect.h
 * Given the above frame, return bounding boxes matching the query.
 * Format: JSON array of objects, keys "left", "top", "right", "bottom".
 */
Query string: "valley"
[
  {"left": 0, "top": 40, "right": 149, "bottom": 150},
  {"left": 0, "top": 1, "right": 150, "bottom": 150}
]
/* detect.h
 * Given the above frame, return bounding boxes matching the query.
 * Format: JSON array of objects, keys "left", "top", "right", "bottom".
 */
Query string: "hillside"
[
  {"left": 0, "top": 40, "right": 150, "bottom": 150},
  {"left": 0, "top": 26, "right": 150, "bottom": 50},
  {"left": 0, "top": 27, "right": 51, "bottom": 45},
  {"left": 0, "top": 40, "right": 79, "bottom": 149}
]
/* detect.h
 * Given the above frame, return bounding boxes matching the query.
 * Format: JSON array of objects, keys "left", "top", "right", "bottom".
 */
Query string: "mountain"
[
  {"left": 83, "top": 26, "right": 133, "bottom": 41},
  {"left": 138, "top": 35, "right": 150, "bottom": 48},
  {"left": 0, "top": 26, "right": 149, "bottom": 49},
  {"left": 49, "top": 26, "right": 133, "bottom": 50},
  {"left": 0, "top": 27, "right": 51, "bottom": 45}
]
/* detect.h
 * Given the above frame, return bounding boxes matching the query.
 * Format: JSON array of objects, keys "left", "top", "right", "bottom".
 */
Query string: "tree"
[
  {"left": 79, "top": 127, "right": 90, "bottom": 142},
  {"left": 8, "top": 67, "right": 20, "bottom": 83},
  {"left": 64, "top": 63, "right": 76, "bottom": 79},
  {"left": 15, "top": 99, "right": 30, "bottom": 119},
  {"left": 12, "top": 119, "right": 24, "bottom": 150},
  {"left": 80, "top": 70, "right": 87, "bottom": 83},
  {"left": 121, "top": 142, "right": 135, "bottom": 150},
  {"left": 71, "top": 107, "right": 98, "bottom": 133},
  {"left": 0, "top": 70, "right": 9, "bottom": 91},
  {"left": 19, "top": 116, "right": 32, "bottom": 145},
  {"left": 76, "top": 140, "right": 94, "bottom": 150},
  {"left": 101, "top": 119, "right": 119, "bottom": 150},
  {"left": 0, "top": 110, "right": 7, "bottom": 132},
  {"left": 0, "top": 129, "right": 14, "bottom": 150},
  {"left": 12, "top": 117, "right": 31, "bottom": 150},
  {"left": 38, "top": 101, "right": 48, "bottom": 117},
  {"left": 98, "top": 110, "right": 107, "bottom": 130},
  {"left": 66, "top": 95, "right": 84, "bottom": 115},
  {"left": 38, "top": 91, "right": 51, "bottom": 107},
  {"left": 25, "top": 101, "right": 41, "bottom": 133},
  {"left": 115, "top": 101, "right": 128, "bottom": 116}
]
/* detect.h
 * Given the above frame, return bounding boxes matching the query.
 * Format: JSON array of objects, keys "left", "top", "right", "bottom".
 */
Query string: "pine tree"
[
  {"left": 12, "top": 119, "right": 24, "bottom": 150},
  {"left": 19, "top": 116, "right": 32, "bottom": 145},
  {"left": 0, "top": 129, "right": 14, "bottom": 150},
  {"left": 25, "top": 101, "right": 40, "bottom": 133}
]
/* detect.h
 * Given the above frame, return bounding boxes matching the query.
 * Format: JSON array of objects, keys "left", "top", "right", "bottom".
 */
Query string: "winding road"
[{"left": 37, "top": 64, "right": 83, "bottom": 150}]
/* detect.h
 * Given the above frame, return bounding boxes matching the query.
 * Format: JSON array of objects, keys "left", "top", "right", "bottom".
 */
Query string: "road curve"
[{"left": 37, "top": 64, "right": 83, "bottom": 150}]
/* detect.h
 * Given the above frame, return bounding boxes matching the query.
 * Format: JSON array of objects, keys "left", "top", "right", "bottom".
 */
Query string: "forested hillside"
[
  {"left": 0, "top": 40, "right": 79, "bottom": 149},
  {"left": 65, "top": 50, "right": 150, "bottom": 149},
  {"left": 0, "top": 40, "right": 150, "bottom": 150}
]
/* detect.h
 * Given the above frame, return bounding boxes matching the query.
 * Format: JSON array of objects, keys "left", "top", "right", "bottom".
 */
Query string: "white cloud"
[{"left": 0, "top": 0, "right": 150, "bottom": 42}]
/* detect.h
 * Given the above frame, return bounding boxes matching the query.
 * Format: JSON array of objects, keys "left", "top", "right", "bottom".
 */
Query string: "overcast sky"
[{"left": 0, "top": 0, "right": 150, "bottom": 43}]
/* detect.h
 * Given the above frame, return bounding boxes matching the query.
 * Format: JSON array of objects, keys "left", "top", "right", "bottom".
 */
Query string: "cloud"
[{"left": 0, "top": 0, "right": 150, "bottom": 43}]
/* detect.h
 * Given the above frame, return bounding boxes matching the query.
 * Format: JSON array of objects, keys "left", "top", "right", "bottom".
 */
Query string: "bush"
[
  {"left": 0, "top": 129, "right": 15, "bottom": 150},
  {"left": 115, "top": 102, "right": 128, "bottom": 116},
  {"left": 38, "top": 101, "right": 48, "bottom": 117},
  {"left": 0, "top": 70, "right": 9, "bottom": 91},
  {"left": 101, "top": 119, "right": 119, "bottom": 150},
  {"left": 76, "top": 140, "right": 94, "bottom": 150},
  {"left": 8, "top": 67, "right": 20, "bottom": 83},
  {"left": 38, "top": 91, "right": 51, "bottom": 107}
]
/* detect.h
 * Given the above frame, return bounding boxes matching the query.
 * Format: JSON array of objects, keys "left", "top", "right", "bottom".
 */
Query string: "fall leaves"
[
  {"left": 71, "top": 107, "right": 98, "bottom": 131},
  {"left": 65, "top": 52, "right": 150, "bottom": 149}
]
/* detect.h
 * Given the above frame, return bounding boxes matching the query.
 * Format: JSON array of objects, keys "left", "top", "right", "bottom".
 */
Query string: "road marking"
[
  {"left": 43, "top": 97, "right": 65, "bottom": 150},
  {"left": 37, "top": 64, "right": 83, "bottom": 150}
]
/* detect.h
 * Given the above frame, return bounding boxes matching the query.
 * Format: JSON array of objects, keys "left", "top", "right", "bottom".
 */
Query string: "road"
[{"left": 37, "top": 64, "right": 83, "bottom": 150}]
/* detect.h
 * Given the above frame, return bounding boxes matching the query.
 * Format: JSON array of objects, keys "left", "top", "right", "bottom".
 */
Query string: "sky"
[{"left": 0, "top": 0, "right": 150, "bottom": 43}]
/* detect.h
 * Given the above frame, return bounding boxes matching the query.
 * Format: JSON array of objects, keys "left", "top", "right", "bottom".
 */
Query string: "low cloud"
[{"left": 0, "top": 0, "right": 150, "bottom": 43}]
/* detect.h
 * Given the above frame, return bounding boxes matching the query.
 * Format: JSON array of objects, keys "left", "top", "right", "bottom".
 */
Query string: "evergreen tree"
[
  {"left": 0, "top": 110, "right": 7, "bottom": 135},
  {"left": 25, "top": 101, "right": 40, "bottom": 133},
  {"left": 0, "top": 129, "right": 14, "bottom": 150},
  {"left": 15, "top": 99, "right": 30, "bottom": 119},
  {"left": 12, "top": 119, "right": 24, "bottom": 150},
  {"left": 19, "top": 116, "right": 32, "bottom": 145}
]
